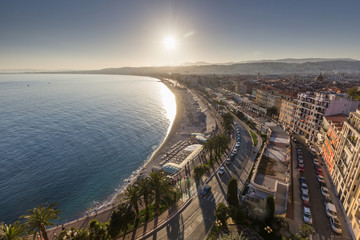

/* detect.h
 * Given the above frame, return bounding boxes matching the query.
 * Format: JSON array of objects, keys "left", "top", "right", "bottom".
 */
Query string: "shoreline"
[{"left": 46, "top": 77, "right": 213, "bottom": 236}]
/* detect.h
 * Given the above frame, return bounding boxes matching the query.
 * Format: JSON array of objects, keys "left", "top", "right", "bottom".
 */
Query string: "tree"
[
  {"left": 135, "top": 177, "right": 153, "bottom": 220},
  {"left": 21, "top": 203, "right": 61, "bottom": 240},
  {"left": 89, "top": 219, "right": 107, "bottom": 240},
  {"left": 264, "top": 195, "right": 275, "bottom": 225},
  {"left": 123, "top": 185, "right": 142, "bottom": 223},
  {"left": 226, "top": 178, "right": 239, "bottom": 207},
  {"left": 266, "top": 107, "right": 278, "bottom": 117},
  {"left": 108, "top": 203, "right": 135, "bottom": 239},
  {"left": 299, "top": 224, "right": 314, "bottom": 238},
  {"left": 149, "top": 170, "right": 174, "bottom": 215},
  {"left": 193, "top": 165, "right": 206, "bottom": 179},
  {"left": 0, "top": 221, "right": 25, "bottom": 240},
  {"left": 58, "top": 227, "right": 89, "bottom": 240},
  {"left": 214, "top": 203, "right": 228, "bottom": 227},
  {"left": 348, "top": 87, "right": 360, "bottom": 101},
  {"left": 222, "top": 112, "right": 234, "bottom": 133}
]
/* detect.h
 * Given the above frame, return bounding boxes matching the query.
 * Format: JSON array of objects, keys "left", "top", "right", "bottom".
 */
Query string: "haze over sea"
[{"left": 0, "top": 74, "right": 175, "bottom": 224}]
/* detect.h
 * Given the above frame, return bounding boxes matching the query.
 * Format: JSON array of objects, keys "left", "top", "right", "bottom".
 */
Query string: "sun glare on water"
[{"left": 163, "top": 36, "right": 176, "bottom": 50}]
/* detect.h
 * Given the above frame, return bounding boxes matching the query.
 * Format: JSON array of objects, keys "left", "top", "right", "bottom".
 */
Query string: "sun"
[{"left": 163, "top": 36, "right": 176, "bottom": 50}]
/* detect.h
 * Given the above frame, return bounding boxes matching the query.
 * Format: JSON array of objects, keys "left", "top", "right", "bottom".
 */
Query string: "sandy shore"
[{"left": 46, "top": 78, "right": 217, "bottom": 237}]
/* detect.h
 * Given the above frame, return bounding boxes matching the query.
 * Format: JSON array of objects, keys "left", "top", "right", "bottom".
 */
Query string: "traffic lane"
[{"left": 300, "top": 143, "right": 331, "bottom": 237}]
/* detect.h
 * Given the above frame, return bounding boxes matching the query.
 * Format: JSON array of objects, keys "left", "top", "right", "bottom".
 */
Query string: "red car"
[
  {"left": 317, "top": 170, "right": 323, "bottom": 176},
  {"left": 303, "top": 200, "right": 311, "bottom": 208},
  {"left": 299, "top": 168, "right": 305, "bottom": 173}
]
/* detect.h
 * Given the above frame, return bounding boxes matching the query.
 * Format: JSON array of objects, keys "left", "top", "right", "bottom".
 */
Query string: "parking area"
[{"left": 291, "top": 136, "right": 353, "bottom": 239}]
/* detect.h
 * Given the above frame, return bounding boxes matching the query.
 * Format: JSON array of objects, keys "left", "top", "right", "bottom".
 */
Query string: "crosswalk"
[{"left": 202, "top": 191, "right": 226, "bottom": 204}]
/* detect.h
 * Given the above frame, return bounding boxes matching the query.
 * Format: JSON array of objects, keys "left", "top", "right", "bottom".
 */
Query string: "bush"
[
  {"left": 226, "top": 178, "right": 239, "bottom": 207},
  {"left": 264, "top": 195, "right": 275, "bottom": 225}
]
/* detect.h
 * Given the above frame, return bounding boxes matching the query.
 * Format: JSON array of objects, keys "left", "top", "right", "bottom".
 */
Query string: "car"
[
  {"left": 218, "top": 166, "right": 225, "bottom": 175},
  {"left": 313, "top": 158, "right": 319, "bottom": 165},
  {"left": 310, "top": 147, "right": 316, "bottom": 153},
  {"left": 303, "top": 200, "right": 311, "bottom": 208},
  {"left": 201, "top": 185, "right": 212, "bottom": 196},
  {"left": 298, "top": 168, "right": 304, "bottom": 173},
  {"left": 299, "top": 176, "right": 306, "bottom": 184},
  {"left": 321, "top": 187, "right": 331, "bottom": 199},
  {"left": 303, "top": 207, "right": 313, "bottom": 224},
  {"left": 230, "top": 154, "right": 235, "bottom": 160},
  {"left": 330, "top": 216, "right": 342, "bottom": 234},
  {"left": 317, "top": 175, "right": 325, "bottom": 184},
  {"left": 298, "top": 159, "right": 304, "bottom": 165},
  {"left": 233, "top": 149, "right": 238, "bottom": 155},
  {"left": 314, "top": 163, "right": 320, "bottom": 170},
  {"left": 302, "top": 192, "right": 309, "bottom": 201},
  {"left": 298, "top": 163, "right": 304, "bottom": 168},
  {"left": 301, "top": 183, "right": 308, "bottom": 192},
  {"left": 316, "top": 170, "right": 324, "bottom": 176},
  {"left": 325, "top": 202, "right": 337, "bottom": 218},
  {"left": 225, "top": 159, "right": 231, "bottom": 165}
]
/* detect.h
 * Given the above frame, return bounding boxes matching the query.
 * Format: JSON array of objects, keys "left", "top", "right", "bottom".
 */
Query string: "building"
[
  {"left": 331, "top": 110, "right": 360, "bottom": 239},
  {"left": 293, "top": 92, "right": 359, "bottom": 143},
  {"left": 319, "top": 114, "right": 347, "bottom": 174},
  {"left": 246, "top": 123, "right": 289, "bottom": 216},
  {"left": 255, "top": 88, "right": 268, "bottom": 108},
  {"left": 279, "top": 98, "right": 297, "bottom": 131}
]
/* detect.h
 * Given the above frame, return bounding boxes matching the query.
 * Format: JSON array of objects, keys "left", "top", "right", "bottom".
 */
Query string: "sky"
[{"left": 1, "top": 0, "right": 360, "bottom": 70}]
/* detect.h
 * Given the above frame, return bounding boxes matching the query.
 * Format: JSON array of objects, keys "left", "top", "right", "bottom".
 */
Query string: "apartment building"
[
  {"left": 319, "top": 114, "right": 347, "bottom": 174},
  {"left": 279, "top": 98, "right": 297, "bottom": 131},
  {"left": 293, "top": 92, "right": 359, "bottom": 143},
  {"left": 331, "top": 110, "right": 360, "bottom": 239},
  {"left": 255, "top": 88, "right": 282, "bottom": 109}
]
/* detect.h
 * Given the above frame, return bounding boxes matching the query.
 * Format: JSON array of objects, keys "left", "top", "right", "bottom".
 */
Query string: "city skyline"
[{"left": 1, "top": 0, "right": 360, "bottom": 70}]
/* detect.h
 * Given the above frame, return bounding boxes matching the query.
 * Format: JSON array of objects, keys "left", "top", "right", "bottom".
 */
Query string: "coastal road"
[{"left": 144, "top": 118, "right": 254, "bottom": 240}]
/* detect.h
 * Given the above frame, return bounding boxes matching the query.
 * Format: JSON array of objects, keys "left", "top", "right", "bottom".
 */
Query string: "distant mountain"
[{"left": 49, "top": 58, "right": 360, "bottom": 76}]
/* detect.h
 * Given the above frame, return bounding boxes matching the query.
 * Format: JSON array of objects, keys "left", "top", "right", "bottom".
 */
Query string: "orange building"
[{"left": 319, "top": 114, "right": 347, "bottom": 174}]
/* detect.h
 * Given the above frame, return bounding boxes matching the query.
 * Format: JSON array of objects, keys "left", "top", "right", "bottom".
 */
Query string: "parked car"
[
  {"left": 299, "top": 168, "right": 305, "bottom": 173},
  {"left": 303, "top": 200, "right": 311, "bottom": 208},
  {"left": 201, "top": 185, "right": 212, "bottom": 196},
  {"left": 225, "top": 159, "right": 231, "bottom": 165},
  {"left": 303, "top": 207, "right": 313, "bottom": 224},
  {"left": 325, "top": 202, "right": 337, "bottom": 218},
  {"left": 298, "top": 159, "right": 304, "bottom": 165},
  {"left": 233, "top": 149, "right": 238, "bottom": 155},
  {"left": 302, "top": 192, "right": 309, "bottom": 201},
  {"left": 314, "top": 163, "right": 320, "bottom": 170},
  {"left": 298, "top": 163, "right": 304, "bottom": 168},
  {"left": 330, "top": 216, "right": 342, "bottom": 234},
  {"left": 317, "top": 175, "right": 326, "bottom": 184},
  {"left": 301, "top": 183, "right": 308, "bottom": 192},
  {"left": 317, "top": 170, "right": 324, "bottom": 176},
  {"left": 230, "top": 154, "right": 235, "bottom": 160},
  {"left": 299, "top": 176, "right": 306, "bottom": 184},
  {"left": 218, "top": 166, "right": 225, "bottom": 175},
  {"left": 313, "top": 158, "right": 319, "bottom": 165},
  {"left": 321, "top": 187, "right": 331, "bottom": 199}
]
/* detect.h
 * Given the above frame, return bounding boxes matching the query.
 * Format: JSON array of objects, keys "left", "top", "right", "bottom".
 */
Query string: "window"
[{"left": 353, "top": 185, "right": 357, "bottom": 192}]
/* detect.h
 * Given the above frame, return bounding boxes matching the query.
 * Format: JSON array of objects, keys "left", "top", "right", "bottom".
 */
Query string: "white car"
[
  {"left": 233, "top": 149, "right": 237, "bottom": 155},
  {"left": 301, "top": 183, "right": 308, "bottom": 193},
  {"left": 325, "top": 202, "right": 337, "bottom": 218},
  {"left": 313, "top": 158, "right": 319, "bottom": 165},
  {"left": 225, "top": 159, "right": 231, "bottom": 165},
  {"left": 321, "top": 187, "right": 330, "bottom": 199},
  {"left": 303, "top": 207, "right": 312, "bottom": 224},
  {"left": 302, "top": 191, "right": 309, "bottom": 201},
  {"left": 330, "top": 216, "right": 342, "bottom": 234},
  {"left": 218, "top": 166, "right": 225, "bottom": 175},
  {"left": 317, "top": 175, "right": 325, "bottom": 184}
]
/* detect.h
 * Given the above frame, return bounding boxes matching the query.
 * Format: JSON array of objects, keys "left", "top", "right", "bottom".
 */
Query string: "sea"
[{"left": 0, "top": 74, "right": 176, "bottom": 224}]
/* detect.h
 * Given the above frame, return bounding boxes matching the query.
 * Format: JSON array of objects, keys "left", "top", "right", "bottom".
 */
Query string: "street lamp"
[{"left": 264, "top": 226, "right": 273, "bottom": 234}]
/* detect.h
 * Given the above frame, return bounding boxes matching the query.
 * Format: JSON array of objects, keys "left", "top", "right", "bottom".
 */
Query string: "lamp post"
[{"left": 264, "top": 225, "right": 273, "bottom": 234}]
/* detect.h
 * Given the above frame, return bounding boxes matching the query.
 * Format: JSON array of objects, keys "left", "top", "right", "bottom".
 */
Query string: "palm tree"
[
  {"left": 135, "top": 177, "right": 153, "bottom": 220},
  {"left": 123, "top": 185, "right": 142, "bottom": 223},
  {"left": 21, "top": 203, "right": 61, "bottom": 240},
  {"left": 149, "top": 170, "right": 174, "bottom": 215},
  {"left": 0, "top": 221, "right": 25, "bottom": 240}
]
